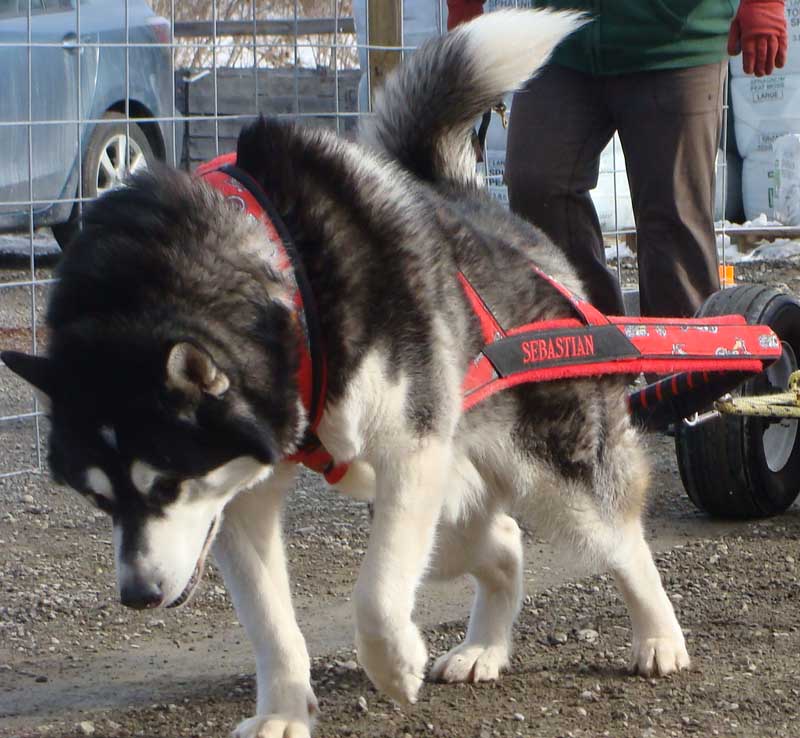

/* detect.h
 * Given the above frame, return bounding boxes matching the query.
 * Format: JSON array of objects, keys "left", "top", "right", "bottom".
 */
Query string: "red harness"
[
  {"left": 460, "top": 268, "right": 782, "bottom": 411},
  {"left": 197, "top": 154, "right": 348, "bottom": 484},
  {"left": 197, "top": 153, "right": 781, "bottom": 481}
]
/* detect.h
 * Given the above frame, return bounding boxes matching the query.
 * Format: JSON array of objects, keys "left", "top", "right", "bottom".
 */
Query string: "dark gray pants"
[{"left": 505, "top": 62, "right": 727, "bottom": 317}]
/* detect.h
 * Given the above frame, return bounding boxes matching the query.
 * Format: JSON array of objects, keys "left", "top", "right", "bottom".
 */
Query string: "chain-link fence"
[{"left": 1, "top": 0, "right": 797, "bottom": 477}]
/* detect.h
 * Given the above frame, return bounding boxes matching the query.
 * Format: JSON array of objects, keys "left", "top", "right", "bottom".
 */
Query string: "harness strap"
[
  {"left": 457, "top": 273, "right": 505, "bottom": 343},
  {"left": 289, "top": 435, "right": 349, "bottom": 485},
  {"left": 217, "top": 164, "right": 327, "bottom": 430},
  {"left": 197, "top": 155, "right": 342, "bottom": 482},
  {"left": 529, "top": 265, "right": 610, "bottom": 326},
  {"left": 460, "top": 269, "right": 781, "bottom": 411}
]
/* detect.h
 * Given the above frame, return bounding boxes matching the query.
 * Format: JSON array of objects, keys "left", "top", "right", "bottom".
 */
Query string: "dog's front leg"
[
  {"left": 354, "top": 439, "right": 450, "bottom": 704},
  {"left": 212, "top": 465, "right": 317, "bottom": 738}
]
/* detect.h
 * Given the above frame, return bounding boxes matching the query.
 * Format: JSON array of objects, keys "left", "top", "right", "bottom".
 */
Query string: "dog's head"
[{"left": 2, "top": 166, "right": 304, "bottom": 609}]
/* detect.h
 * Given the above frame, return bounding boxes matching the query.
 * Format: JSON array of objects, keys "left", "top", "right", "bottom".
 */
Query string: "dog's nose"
[{"left": 120, "top": 580, "right": 163, "bottom": 610}]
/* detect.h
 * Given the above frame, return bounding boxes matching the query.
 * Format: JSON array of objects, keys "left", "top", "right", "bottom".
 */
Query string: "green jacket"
[{"left": 533, "top": 0, "right": 739, "bottom": 75}]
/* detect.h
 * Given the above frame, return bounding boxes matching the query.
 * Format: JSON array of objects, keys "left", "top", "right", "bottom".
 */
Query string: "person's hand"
[
  {"left": 728, "top": 0, "right": 788, "bottom": 76},
  {"left": 447, "top": 0, "right": 485, "bottom": 31}
]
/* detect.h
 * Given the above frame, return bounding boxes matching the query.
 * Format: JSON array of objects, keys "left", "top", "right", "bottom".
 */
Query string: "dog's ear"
[
  {"left": 2, "top": 351, "right": 57, "bottom": 398},
  {"left": 165, "top": 342, "right": 229, "bottom": 399}
]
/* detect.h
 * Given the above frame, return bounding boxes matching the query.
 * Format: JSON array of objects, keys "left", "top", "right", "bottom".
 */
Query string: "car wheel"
[
  {"left": 674, "top": 285, "right": 800, "bottom": 519},
  {"left": 52, "top": 112, "right": 157, "bottom": 249}
]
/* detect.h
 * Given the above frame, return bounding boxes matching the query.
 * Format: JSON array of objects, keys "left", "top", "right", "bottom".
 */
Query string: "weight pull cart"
[
  {"left": 668, "top": 286, "right": 800, "bottom": 520},
  {"left": 623, "top": 286, "right": 799, "bottom": 520}
]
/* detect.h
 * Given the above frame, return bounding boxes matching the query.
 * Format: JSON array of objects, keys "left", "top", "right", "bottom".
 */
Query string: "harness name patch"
[
  {"left": 486, "top": 325, "right": 640, "bottom": 377},
  {"left": 522, "top": 333, "right": 596, "bottom": 364}
]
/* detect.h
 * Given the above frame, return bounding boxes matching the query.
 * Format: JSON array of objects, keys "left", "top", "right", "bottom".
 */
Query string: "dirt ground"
[{"left": 1, "top": 257, "right": 799, "bottom": 738}]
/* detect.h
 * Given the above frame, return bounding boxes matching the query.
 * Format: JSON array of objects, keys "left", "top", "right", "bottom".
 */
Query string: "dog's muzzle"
[
  {"left": 120, "top": 576, "right": 164, "bottom": 610},
  {"left": 165, "top": 515, "right": 219, "bottom": 609}
]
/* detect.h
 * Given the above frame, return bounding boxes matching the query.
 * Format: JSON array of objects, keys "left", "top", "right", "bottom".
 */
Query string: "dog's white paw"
[
  {"left": 631, "top": 635, "right": 690, "bottom": 677},
  {"left": 356, "top": 623, "right": 428, "bottom": 704},
  {"left": 232, "top": 714, "right": 312, "bottom": 738},
  {"left": 430, "top": 643, "right": 509, "bottom": 683},
  {"left": 232, "top": 689, "right": 317, "bottom": 738}
]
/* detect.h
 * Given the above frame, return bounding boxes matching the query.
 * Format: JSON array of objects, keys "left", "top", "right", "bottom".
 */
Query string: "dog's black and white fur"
[{"left": 3, "top": 10, "right": 690, "bottom": 737}]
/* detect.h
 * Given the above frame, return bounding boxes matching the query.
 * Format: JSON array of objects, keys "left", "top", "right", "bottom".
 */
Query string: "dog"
[{"left": 2, "top": 9, "right": 690, "bottom": 737}]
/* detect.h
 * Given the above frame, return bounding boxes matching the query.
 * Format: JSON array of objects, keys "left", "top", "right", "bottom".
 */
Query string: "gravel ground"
[{"left": 1, "top": 256, "right": 799, "bottom": 738}]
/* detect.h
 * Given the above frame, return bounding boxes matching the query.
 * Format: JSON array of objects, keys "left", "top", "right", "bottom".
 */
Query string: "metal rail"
[{"left": 173, "top": 17, "right": 355, "bottom": 38}]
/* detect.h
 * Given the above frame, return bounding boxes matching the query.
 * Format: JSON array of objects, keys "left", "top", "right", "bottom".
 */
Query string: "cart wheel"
[{"left": 675, "top": 285, "right": 800, "bottom": 518}]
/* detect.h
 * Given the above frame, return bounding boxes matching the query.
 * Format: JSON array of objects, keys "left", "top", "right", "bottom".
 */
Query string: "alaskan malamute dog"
[{"left": 3, "top": 9, "right": 689, "bottom": 737}]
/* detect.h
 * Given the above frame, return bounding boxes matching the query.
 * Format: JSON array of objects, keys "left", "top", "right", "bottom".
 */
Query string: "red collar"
[{"left": 196, "top": 154, "right": 346, "bottom": 482}]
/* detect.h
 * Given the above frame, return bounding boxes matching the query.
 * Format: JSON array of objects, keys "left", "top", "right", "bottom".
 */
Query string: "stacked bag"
[
  {"left": 774, "top": 133, "right": 800, "bottom": 224},
  {"left": 731, "top": 0, "right": 800, "bottom": 221}
]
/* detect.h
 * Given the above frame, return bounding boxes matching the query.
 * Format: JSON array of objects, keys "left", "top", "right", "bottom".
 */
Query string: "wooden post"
[{"left": 367, "top": 0, "right": 402, "bottom": 108}]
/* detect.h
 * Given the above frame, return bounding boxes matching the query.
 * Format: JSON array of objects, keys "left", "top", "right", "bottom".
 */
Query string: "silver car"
[{"left": 0, "top": 0, "right": 182, "bottom": 248}]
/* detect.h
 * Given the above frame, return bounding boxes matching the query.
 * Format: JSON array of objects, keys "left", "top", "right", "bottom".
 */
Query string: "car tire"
[
  {"left": 52, "top": 112, "right": 157, "bottom": 250},
  {"left": 674, "top": 285, "right": 800, "bottom": 519}
]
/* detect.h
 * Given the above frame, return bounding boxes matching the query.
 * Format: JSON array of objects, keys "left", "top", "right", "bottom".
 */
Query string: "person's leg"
[
  {"left": 614, "top": 62, "right": 726, "bottom": 318},
  {"left": 505, "top": 64, "right": 623, "bottom": 314}
]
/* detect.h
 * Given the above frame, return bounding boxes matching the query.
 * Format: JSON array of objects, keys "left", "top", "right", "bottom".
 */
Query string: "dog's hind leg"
[
  {"left": 428, "top": 509, "right": 523, "bottom": 683},
  {"left": 529, "top": 437, "right": 690, "bottom": 678},
  {"left": 608, "top": 516, "right": 690, "bottom": 676},
  {"left": 565, "top": 511, "right": 689, "bottom": 677},
  {"left": 212, "top": 463, "right": 317, "bottom": 738}
]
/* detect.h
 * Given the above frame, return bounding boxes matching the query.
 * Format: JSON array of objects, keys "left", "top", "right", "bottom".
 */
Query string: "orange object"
[{"left": 719, "top": 263, "right": 735, "bottom": 287}]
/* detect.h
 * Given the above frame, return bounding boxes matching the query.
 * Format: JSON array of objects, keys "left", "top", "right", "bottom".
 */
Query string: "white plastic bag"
[
  {"left": 730, "top": 73, "right": 800, "bottom": 157},
  {"left": 589, "top": 135, "right": 635, "bottom": 231},
  {"left": 773, "top": 133, "right": 800, "bottom": 225},
  {"left": 742, "top": 150, "right": 777, "bottom": 220}
]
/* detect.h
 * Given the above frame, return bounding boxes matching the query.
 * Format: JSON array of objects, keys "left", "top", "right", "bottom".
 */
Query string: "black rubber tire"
[
  {"left": 52, "top": 112, "right": 157, "bottom": 250},
  {"left": 675, "top": 285, "right": 800, "bottom": 518}
]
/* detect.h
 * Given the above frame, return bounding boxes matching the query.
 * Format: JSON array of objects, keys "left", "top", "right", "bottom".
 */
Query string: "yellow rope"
[{"left": 714, "top": 370, "right": 800, "bottom": 419}]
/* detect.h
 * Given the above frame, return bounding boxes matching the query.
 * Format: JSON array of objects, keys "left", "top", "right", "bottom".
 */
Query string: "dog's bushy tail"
[{"left": 359, "top": 9, "right": 586, "bottom": 191}]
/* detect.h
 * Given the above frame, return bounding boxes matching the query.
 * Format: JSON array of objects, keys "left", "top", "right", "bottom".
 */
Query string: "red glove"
[
  {"left": 447, "top": 0, "right": 485, "bottom": 31},
  {"left": 728, "top": 0, "right": 788, "bottom": 76}
]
